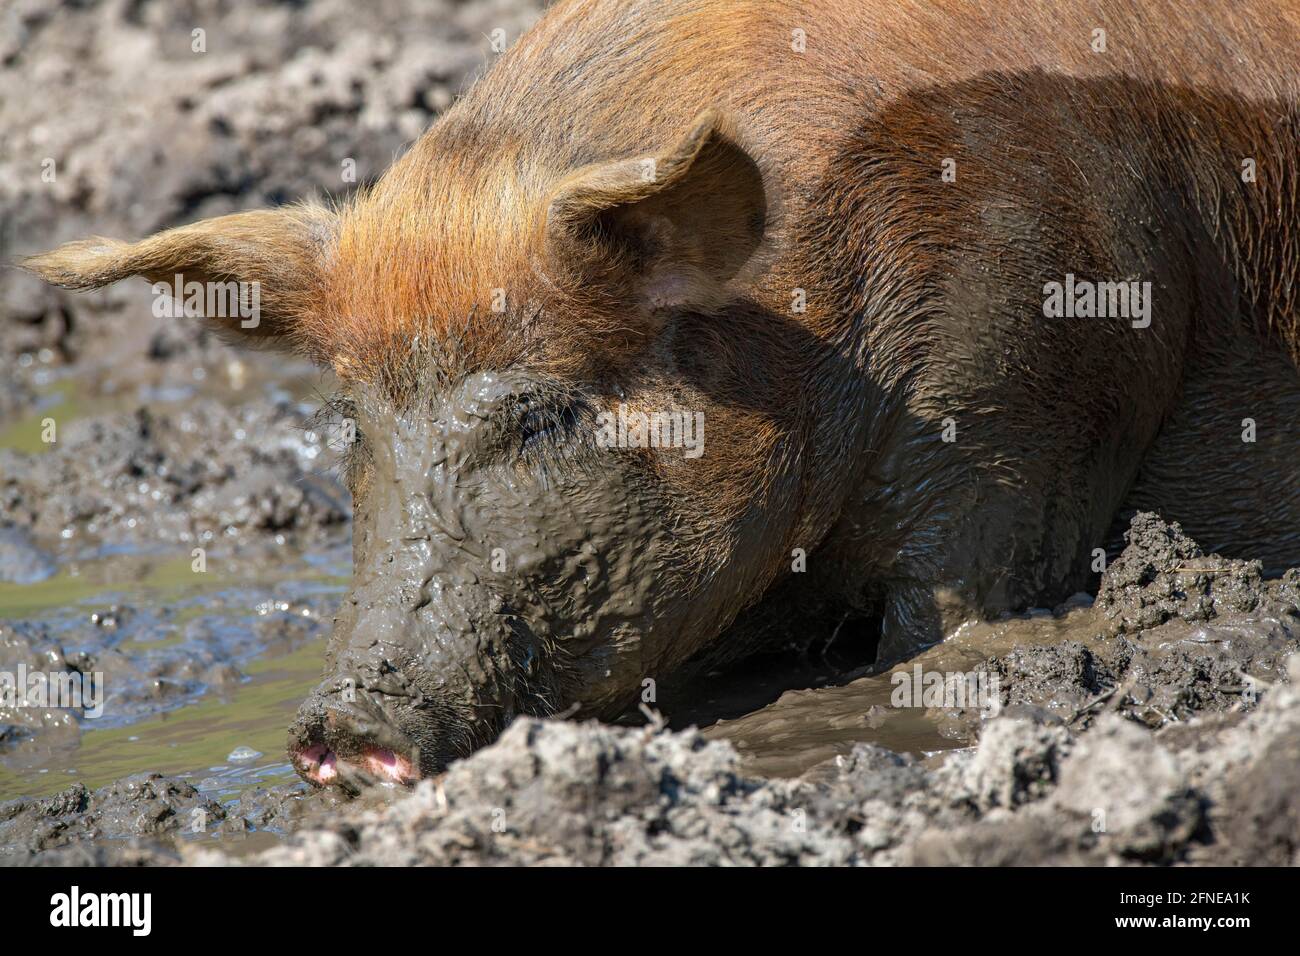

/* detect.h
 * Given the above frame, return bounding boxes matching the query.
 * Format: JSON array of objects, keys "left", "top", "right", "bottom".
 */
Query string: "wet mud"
[
  {"left": 2, "top": 511, "right": 1295, "bottom": 865},
  {"left": 3, "top": 0, "right": 1298, "bottom": 866}
]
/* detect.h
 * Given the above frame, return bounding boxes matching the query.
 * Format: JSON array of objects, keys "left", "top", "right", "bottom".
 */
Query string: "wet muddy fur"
[{"left": 22, "top": 0, "right": 1300, "bottom": 784}]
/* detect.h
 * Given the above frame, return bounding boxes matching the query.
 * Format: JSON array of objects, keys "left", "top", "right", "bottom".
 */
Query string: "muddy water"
[
  {"left": 0, "top": 359, "right": 354, "bottom": 817},
  {"left": 0, "top": 546, "right": 348, "bottom": 803},
  {"left": 692, "top": 600, "right": 1098, "bottom": 778}
]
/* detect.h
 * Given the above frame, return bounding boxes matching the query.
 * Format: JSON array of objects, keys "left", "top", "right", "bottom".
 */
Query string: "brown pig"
[{"left": 25, "top": 0, "right": 1300, "bottom": 786}]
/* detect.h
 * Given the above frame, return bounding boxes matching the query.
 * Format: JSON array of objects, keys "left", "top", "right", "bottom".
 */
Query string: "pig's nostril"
[
  {"left": 318, "top": 753, "right": 338, "bottom": 782},
  {"left": 362, "top": 747, "right": 417, "bottom": 784},
  {"left": 297, "top": 743, "right": 329, "bottom": 766},
  {"left": 293, "top": 743, "right": 338, "bottom": 785}
]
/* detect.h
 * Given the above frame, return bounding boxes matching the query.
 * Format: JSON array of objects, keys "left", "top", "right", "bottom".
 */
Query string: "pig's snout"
[{"left": 289, "top": 678, "right": 421, "bottom": 789}]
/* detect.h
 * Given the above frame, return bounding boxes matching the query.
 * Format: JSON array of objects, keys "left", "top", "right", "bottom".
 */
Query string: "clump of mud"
[
  {"left": 1098, "top": 511, "right": 1276, "bottom": 630},
  {"left": 4, "top": 513, "right": 1295, "bottom": 866},
  {"left": 0, "top": 399, "right": 350, "bottom": 551},
  {"left": 987, "top": 514, "right": 1298, "bottom": 729},
  {"left": 0, "top": 772, "right": 333, "bottom": 866}
]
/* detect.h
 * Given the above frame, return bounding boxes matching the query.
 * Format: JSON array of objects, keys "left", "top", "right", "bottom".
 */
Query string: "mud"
[
  {"left": 2, "top": 397, "right": 350, "bottom": 549},
  {"left": 3, "top": 0, "right": 1298, "bottom": 866},
  {"left": 1, "top": 512, "right": 1295, "bottom": 865},
  {"left": 0, "top": 526, "right": 56, "bottom": 584},
  {"left": 0, "top": 585, "right": 337, "bottom": 747},
  {"left": 207, "top": 672, "right": 1299, "bottom": 867}
]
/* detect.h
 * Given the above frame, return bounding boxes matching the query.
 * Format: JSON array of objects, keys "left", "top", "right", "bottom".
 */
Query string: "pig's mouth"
[{"left": 292, "top": 742, "right": 418, "bottom": 787}]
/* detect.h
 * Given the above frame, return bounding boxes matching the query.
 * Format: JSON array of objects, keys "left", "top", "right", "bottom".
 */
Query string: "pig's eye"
[
  {"left": 518, "top": 408, "right": 574, "bottom": 452},
  {"left": 515, "top": 398, "right": 579, "bottom": 455}
]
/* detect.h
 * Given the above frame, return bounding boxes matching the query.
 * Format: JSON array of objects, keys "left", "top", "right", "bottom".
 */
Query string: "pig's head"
[{"left": 25, "top": 110, "right": 812, "bottom": 787}]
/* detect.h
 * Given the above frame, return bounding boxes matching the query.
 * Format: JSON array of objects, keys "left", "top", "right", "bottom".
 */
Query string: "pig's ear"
[
  {"left": 21, "top": 205, "right": 334, "bottom": 346},
  {"left": 543, "top": 109, "right": 766, "bottom": 314}
]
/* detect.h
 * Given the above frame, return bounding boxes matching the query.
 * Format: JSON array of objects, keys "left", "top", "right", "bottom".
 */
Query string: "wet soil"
[
  {"left": 2, "top": 509, "right": 1296, "bottom": 866},
  {"left": 3, "top": 0, "right": 1298, "bottom": 866}
]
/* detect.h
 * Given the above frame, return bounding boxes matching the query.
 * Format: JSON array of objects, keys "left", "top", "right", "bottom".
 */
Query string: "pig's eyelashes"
[
  {"left": 515, "top": 401, "right": 580, "bottom": 456},
  {"left": 519, "top": 413, "right": 553, "bottom": 452}
]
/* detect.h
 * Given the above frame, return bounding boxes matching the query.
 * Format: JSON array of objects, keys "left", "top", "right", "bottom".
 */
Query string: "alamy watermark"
[
  {"left": 151, "top": 274, "right": 261, "bottom": 329},
  {"left": 50, "top": 886, "right": 151, "bottom": 936},
  {"left": 891, "top": 664, "right": 1001, "bottom": 713},
  {"left": 0, "top": 664, "right": 105, "bottom": 718},
  {"left": 595, "top": 403, "right": 705, "bottom": 459},
  {"left": 1042, "top": 273, "right": 1152, "bottom": 329}
]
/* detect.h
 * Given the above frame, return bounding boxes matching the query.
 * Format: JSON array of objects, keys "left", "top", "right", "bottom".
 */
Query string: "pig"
[{"left": 24, "top": 0, "right": 1300, "bottom": 787}]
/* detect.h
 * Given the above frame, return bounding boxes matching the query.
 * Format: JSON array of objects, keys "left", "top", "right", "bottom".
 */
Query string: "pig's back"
[{"left": 445, "top": 0, "right": 1299, "bottom": 183}]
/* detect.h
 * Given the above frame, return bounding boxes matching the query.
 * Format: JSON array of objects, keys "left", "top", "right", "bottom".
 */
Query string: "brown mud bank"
[{"left": 4, "top": 514, "right": 1296, "bottom": 866}]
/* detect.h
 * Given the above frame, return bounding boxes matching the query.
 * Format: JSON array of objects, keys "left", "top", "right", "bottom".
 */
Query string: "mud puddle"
[
  {"left": 0, "top": 544, "right": 348, "bottom": 801},
  {"left": 693, "top": 601, "right": 1095, "bottom": 778}
]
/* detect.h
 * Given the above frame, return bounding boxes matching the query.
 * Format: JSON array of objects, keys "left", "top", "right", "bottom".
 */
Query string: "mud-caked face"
[{"left": 289, "top": 368, "right": 703, "bottom": 787}]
